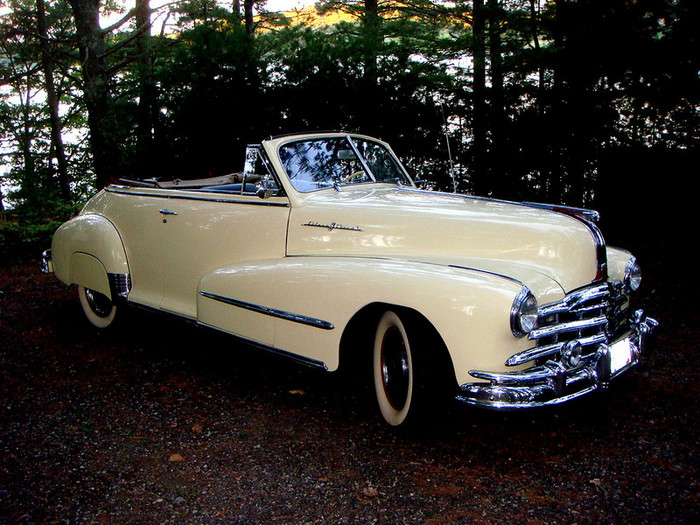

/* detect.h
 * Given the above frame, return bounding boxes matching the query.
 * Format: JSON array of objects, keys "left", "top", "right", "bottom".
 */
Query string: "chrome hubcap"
[
  {"left": 85, "top": 289, "right": 113, "bottom": 318},
  {"left": 381, "top": 326, "right": 410, "bottom": 410}
]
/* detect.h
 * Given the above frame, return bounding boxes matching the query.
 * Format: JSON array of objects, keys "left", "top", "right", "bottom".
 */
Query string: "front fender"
[
  {"left": 51, "top": 214, "right": 130, "bottom": 300},
  {"left": 198, "top": 256, "right": 532, "bottom": 381}
]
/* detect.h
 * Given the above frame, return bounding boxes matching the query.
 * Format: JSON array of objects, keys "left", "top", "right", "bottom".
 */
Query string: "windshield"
[{"left": 278, "top": 136, "right": 412, "bottom": 193}]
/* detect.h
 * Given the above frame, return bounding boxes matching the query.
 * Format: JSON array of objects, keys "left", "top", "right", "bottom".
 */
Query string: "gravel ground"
[{"left": 0, "top": 261, "right": 697, "bottom": 524}]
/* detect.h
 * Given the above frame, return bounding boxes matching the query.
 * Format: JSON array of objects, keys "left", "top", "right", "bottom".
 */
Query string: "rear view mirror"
[{"left": 337, "top": 149, "right": 356, "bottom": 161}]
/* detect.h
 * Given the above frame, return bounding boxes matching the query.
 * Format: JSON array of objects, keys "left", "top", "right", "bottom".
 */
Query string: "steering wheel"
[{"left": 343, "top": 170, "right": 365, "bottom": 183}]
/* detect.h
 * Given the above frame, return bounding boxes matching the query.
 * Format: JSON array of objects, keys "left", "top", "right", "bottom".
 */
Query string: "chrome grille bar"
[
  {"left": 538, "top": 283, "right": 609, "bottom": 316},
  {"left": 506, "top": 333, "right": 607, "bottom": 367},
  {"left": 529, "top": 315, "right": 608, "bottom": 340}
]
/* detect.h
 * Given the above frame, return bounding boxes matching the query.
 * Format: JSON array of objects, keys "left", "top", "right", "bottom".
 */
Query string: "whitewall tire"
[
  {"left": 373, "top": 310, "right": 416, "bottom": 427},
  {"left": 78, "top": 286, "right": 118, "bottom": 329}
]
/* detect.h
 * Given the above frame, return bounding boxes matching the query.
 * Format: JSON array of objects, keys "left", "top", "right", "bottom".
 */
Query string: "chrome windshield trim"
[
  {"left": 199, "top": 291, "right": 334, "bottom": 330},
  {"left": 276, "top": 134, "right": 412, "bottom": 193},
  {"left": 346, "top": 135, "right": 377, "bottom": 183}
]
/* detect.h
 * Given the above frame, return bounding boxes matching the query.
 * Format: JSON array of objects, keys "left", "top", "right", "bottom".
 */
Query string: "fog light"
[{"left": 561, "top": 341, "right": 582, "bottom": 368}]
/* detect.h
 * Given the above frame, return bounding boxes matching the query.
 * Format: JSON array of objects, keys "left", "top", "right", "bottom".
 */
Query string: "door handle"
[{"left": 159, "top": 209, "right": 178, "bottom": 215}]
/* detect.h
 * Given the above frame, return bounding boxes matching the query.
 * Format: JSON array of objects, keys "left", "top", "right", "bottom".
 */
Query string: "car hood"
[{"left": 286, "top": 185, "right": 603, "bottom": 297}]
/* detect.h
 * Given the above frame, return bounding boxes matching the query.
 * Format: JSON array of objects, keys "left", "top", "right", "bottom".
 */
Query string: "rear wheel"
[{"left": 78, "top": 286, "right": 118, "bottom": 329}]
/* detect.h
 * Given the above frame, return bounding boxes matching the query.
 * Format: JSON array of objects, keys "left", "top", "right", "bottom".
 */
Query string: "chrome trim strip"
[
  {"left": 448, "top": 264, "right": 524, "bottom": 288},
  {"left": 199, "top": 291, "right": 335, "bottom": 330},
  {"left": 124, "top": 300, "right": 328, "bottom": 370},
  {"left": 108, "top": 273, "right": 131, "bottom": 301},
  {"left": 522, "top": 201, "right": 601, "bottom": 223},
  {"left": 105, "top": 186, "right": 290, "bottom": 207},
  {"left": 521, "top": 201, "right": 607, "bottom": 282}
]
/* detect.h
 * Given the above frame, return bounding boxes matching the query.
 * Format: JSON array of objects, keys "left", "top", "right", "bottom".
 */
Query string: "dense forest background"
[{"left": 1, "top": 0, "right": 698, "bottom": 262}]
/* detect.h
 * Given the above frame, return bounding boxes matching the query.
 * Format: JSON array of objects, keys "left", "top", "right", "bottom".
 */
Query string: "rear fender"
[{"left": 51, "top": 214, "right": 130, "bottom": 301}]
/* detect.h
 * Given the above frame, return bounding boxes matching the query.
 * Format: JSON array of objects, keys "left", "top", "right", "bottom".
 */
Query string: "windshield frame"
[{"left": 275, "top": 134, "right": 414, "bottom": 194}]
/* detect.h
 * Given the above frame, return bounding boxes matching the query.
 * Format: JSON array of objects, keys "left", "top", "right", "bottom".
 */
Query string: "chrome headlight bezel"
[
  {"left": 511, "top": 288, "right": 539, "bottom": 338},
  {"left": 624, "top": 257, "right": 642, "bottom": 292}
]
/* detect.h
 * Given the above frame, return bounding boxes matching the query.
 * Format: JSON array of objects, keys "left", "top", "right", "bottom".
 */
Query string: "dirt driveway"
[{"left": 1, "top": 261, "right": 697, "bottom": 524}]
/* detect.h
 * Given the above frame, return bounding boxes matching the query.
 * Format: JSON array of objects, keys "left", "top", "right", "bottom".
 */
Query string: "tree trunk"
[
  {"left": 18, "top": 80, "right": 37, "bottom": 202},
  {"left": 488, "top": 0, "right": 507, "bottom": 195},
  {"left": 471, "top": 0, "right": 488, "bottom": 196},
  {"left": 364, "top": 0, "right": 380, "bottom": 84},
  {"left": 134, "top": 0, "right": 156, "bottom": 177},
  {"left": 360, "top": 0, "right": 381, "bottom": 134},
  {"left": 69, "top": 0, "right": 120, "bottom": 189},
  {"left": 37, "top": 0, "right": 71, "bottom": 200},
  {"left": 232, "top": 0, "right": 242, "bottom": 22},
  {"left": 244, "top": 0, "right": 254, "bottom": 36}
]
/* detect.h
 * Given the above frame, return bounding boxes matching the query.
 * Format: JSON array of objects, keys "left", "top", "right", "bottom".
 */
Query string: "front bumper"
[{"left": 457, "top": 310, "right": 658, "bottom": 409}]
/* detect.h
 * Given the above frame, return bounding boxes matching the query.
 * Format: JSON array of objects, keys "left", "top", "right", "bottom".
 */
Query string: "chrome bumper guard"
[
  {"left": 41, "top": 249, "right": 53, "bottom": 274},
  {"left": 457, "top": 310, "right": 658, "bottom": 409}
]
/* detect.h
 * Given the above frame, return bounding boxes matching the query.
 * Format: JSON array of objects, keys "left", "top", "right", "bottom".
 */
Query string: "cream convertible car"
[{"left": 42, "top": 132, "right": 657, "bottom": 426}]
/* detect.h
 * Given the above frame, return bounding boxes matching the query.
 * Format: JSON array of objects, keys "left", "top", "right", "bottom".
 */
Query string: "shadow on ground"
[{"left": 1, "top": 262, "right": 697, "bottom": 524}]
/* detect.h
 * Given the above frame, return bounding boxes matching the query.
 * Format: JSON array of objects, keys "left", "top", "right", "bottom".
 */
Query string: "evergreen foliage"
[{"left": 0, "top": 0, "right": 698, "bottom": 257}]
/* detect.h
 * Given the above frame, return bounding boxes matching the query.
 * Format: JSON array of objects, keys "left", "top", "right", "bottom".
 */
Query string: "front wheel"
[
  {"left": 78, "top": 286, "right": 118, "bottom": 329},
  {"left": 373, "top": 310, "right": 422, "bottom": 427}
]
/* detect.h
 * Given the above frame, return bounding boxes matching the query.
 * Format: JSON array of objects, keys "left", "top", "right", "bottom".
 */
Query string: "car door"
[
  {"left": 99, "top": 187, "right": 170, "bottom": 310},
  {"left": 156, "top": 190, "right": 290, "bottom": 321}
]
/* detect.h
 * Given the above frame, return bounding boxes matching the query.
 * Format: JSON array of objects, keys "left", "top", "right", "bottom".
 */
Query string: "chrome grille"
[{"left": 506, "top": 283, "right": 630, "bottom": 368}]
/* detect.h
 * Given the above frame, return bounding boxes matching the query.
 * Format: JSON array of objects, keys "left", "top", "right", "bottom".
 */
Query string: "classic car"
[{"left": 42, "top": 132, "right": 658, "bottom": 427}]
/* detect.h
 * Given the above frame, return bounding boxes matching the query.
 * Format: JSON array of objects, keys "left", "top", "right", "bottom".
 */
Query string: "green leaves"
[{"left": 1, "top": 0, "right": 698, "bottom": 217}]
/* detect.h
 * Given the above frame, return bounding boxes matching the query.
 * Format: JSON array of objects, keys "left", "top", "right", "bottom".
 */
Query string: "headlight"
[
  {"left": 624, "top": 257, "right": 642, "bottom": 292},
  {"left": 511, "top": 288, "right": 538, "bottom": 338}
]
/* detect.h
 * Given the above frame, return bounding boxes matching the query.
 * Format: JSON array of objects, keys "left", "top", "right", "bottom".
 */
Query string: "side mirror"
[
  {"left": 256, "top": 176, "right": 277, "bottom": 199},
  {"left": 256, "top": 185, "right": 274, "bottom": 200}
]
